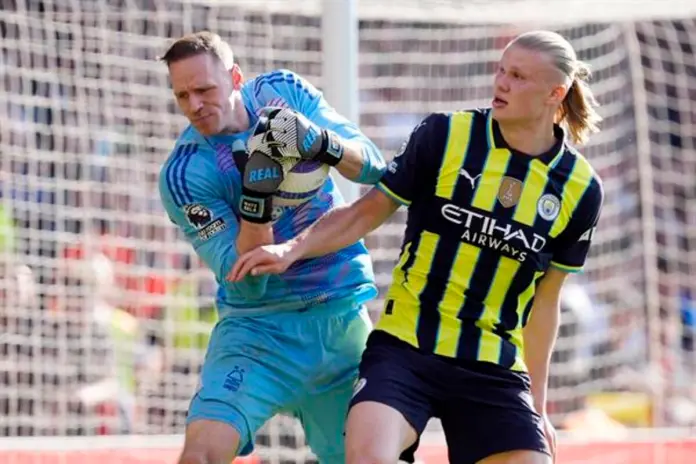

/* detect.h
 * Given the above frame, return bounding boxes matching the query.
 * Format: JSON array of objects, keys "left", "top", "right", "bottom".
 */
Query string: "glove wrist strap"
[
  {"left": 239, "top": 193, "right": 273, "bottom": 224},
  {"left": 316, "top": 130, "right": 344, "bottom": 166}
]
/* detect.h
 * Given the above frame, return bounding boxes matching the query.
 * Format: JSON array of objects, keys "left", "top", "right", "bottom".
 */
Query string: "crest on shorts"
[
  {"left": 497, "top": 176, "right": 523, "bottom": 208},
  {"left": 537, "top": 193, "right": 561, "bottom": 221}
]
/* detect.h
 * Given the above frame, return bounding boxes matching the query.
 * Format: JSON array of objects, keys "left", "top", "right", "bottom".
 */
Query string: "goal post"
[{"left": 321, "top": 0, "right": 362, "bottom": 203}]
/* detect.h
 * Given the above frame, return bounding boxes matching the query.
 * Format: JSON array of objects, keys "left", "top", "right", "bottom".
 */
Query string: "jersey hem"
[{"left": 550, "top": 261, "right": 583, "bottom": 273}]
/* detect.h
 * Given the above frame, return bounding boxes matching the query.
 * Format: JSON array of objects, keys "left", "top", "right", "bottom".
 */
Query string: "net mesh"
[{"left": 1, "top": 0, "right": 695, "bottom": 462}]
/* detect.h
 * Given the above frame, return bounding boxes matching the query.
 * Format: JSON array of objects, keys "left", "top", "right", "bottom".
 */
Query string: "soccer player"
[
  {"left": 229, "top": 30, "right": 605, "bottom": 464},
  {"left": 157, "top": 31, "right": 385, "bottom": 464}
]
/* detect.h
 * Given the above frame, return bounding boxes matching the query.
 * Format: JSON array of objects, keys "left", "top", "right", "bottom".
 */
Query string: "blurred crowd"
[{"left": 0, "top": 2, "right": 695, "bottom": 443}]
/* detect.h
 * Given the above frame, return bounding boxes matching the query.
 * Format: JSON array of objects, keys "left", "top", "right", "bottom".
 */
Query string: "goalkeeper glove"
[
  {"left": 235, "top": 139, "right": 284, "bottom": 224},
  {"left": 251, "top": 107, "right": 345, "bottom": 166}
]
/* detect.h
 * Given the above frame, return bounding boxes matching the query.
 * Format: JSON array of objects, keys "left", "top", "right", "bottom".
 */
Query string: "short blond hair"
[{"left": 510, "top": 30, "right": 602, "bottom": 145}]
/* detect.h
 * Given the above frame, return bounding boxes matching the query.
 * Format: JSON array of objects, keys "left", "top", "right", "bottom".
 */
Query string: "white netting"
[{"left": 1, "top": 1, "right": 695, "bottom": 463}]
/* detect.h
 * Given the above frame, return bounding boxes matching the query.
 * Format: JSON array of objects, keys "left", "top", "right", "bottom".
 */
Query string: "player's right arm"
[
  {"left": 159, "top": 154, "right": 268, "bottom": 299},
  {"left": 227, "top": 113, "right": 444, "bottom": 281}
]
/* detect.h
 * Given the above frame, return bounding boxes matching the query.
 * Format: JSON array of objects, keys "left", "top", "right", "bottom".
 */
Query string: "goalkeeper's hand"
[
  {"left": 249, "top": 107, "right": 345, "bottom": 166},
  {"left": 234, "top": 139, "right": 283, "bottom": 224}
]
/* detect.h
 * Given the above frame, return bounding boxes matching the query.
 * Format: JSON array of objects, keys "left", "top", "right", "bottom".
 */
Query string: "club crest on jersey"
[
  {"left": 184, "top": 204, "right": 213, "bottom": 229},
  {"left": 537, "top": 194, "right": 561, "bottom": 221},
  {"left": 497, "top": 176, "right": 523, "bottom": 208}
]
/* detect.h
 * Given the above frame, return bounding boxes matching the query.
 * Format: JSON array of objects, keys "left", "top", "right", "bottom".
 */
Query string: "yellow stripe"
[
  {"left": 549, "top": 156, "right": 593, "bottom": 238},
  {"left": 517, "top": 271, "right": 544, "bottom": 329},
  {"left": 376, "top": 182, "right": 411, "bottom": 206},
  {"left": 434, "top": 242, "right": 481, "bottom": 358},
  {"left": 379, "top": 232, "right": 440, "bottom": 348},
  {"left": 510, "top": 338, "right": 527, "bottom": 371},
  {"left": 471, "top": 148, "right": 512, "bottom": 212},
  {"left": 475, "top": 257, "right": 521, "bottom": 364},
  {"left": 513, "top": 159, "right": 552, "bottom": 226},
  {"left": 486, "top": 110, "right": 496, "bottom": 149},
  {"left": 508, "top": 270, "right": 545, "bottom": 371},
  {"left": 551, "top": 261, "right": 583, "bottom": 273},
  {"left": 435, "top": 112, "right": 473, "bottom": 200}
]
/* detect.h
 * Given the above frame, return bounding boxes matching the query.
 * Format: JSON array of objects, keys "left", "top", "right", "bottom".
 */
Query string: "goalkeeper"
[
  {"left": 230, "top": 30, "right": 605, "bottom": 464},
  {"left": 157, "top": 32, "right": 385, "bottom": 464}
]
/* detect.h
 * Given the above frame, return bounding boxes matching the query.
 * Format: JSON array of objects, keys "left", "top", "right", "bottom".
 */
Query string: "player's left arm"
[
  {"left": 283, "top": 70, "right": 386, "bottom": 184},
  {"left": 158, "top": 163, "right": 269, "bottom": 299},
  {"left": 303, "top": 95, "right": 385, "bottom": 184},
  {"left": 524, "top": 177, "right": 604, "bottom": 415}
]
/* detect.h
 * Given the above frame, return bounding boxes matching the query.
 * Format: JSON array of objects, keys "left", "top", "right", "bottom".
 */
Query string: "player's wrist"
[
  {"left": 239, "top": 191, "right": 274, "bottom": 224},
  {"left": 285, "top": 237, "right": 307, "bottom": 262},
  {"left": 239, "top": 151, "right": 285, "bottom": 224},
  {"left": 314, "top": 129, "right": 344, "bottom": 166}
]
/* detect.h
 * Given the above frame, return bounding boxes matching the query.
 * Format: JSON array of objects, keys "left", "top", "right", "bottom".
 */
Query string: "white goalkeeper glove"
[{"left": 247, "top": 107, "right": 345, "bottom": 166}]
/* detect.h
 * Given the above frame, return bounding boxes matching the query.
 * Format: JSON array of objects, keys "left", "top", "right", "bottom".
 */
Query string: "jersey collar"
[{"left": 486, "top": 110, "right": 566, "bottom": 167}]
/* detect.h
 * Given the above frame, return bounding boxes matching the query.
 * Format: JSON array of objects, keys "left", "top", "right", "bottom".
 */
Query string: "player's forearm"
[
  {"left": 334, "top": 138, "right": 386, "bottom": 185},
  {"left": 523, "top": 301, "right": 561, "bottom": 414},
  {"left": 290, "top": 204, "right": 368, "bottom": 259},
  {"left": 291, "top": 191, "right": 391, "bottom": 260},
  {"left": 237, "top": 221, "right": 274, "bottom": 255}
]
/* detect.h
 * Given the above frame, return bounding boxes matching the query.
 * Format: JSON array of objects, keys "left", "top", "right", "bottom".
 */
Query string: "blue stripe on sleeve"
[
  {"left": 166, "top": 145, "right": 185, "bottom": 207},
  {"left": 253, "top": 71, "right": 315, "bottom": 101},
  {"left": 178, "top": 144, "right": 197, "bottom": 204},
  {"left": 166, "top": 144, "right": 197, "bottom": 207}
]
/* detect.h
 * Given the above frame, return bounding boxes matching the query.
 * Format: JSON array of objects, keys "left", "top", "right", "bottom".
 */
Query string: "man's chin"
[{"left": 194, "top": 122, "right": 218, "bottom": 136}]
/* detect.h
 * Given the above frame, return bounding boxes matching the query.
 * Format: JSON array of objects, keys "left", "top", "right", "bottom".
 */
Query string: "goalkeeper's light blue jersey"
[{"left": 158, "top": 69, "right": 386, "bottom": 317}]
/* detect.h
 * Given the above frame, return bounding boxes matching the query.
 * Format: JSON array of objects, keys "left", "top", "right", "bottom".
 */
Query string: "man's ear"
[
  {"left": 549, "top": 83, "right": 568, "bottom": 106},
  {"left": 231, "top": 64, "right": 244, "bottom": 90}
]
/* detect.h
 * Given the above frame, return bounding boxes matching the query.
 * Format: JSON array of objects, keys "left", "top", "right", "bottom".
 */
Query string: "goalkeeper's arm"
[
  {"left": 324, "top": 137, "right": 372, "bottom": 183},
  {"left": 270, "top": 69, "right": 386, "bottom": 185},
  {"left": 305, "top": 106, "right": 386, "bottom": 185}
]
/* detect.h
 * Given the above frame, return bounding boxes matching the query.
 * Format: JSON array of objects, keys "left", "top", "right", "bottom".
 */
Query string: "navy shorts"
[{"left": 349, "top": 330, "right": 550, "bottom": 464}]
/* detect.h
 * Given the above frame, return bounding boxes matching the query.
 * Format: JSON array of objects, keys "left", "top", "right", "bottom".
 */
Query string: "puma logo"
[{"left": 460, "top": 169, "right": 481, "bottom": 189}]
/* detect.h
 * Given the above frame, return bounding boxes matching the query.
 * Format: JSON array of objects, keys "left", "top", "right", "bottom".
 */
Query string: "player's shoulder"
[
  {"left": 412, "top": 111, "right": 451, "bottom": 136},
  {"left": 562, "top": 146, "right": 604, "bottom": 207},
  {"left": 421, "top": 107, "right": 488, "bottom": 129},
  {"left": 159, "top": 127, "right": 216, "bottom": 206},
  {"left": 565, "top": 145, "right": 603, "bottom": 187},
  {"left": 243, "top": 68, "right": 320, "bottom": 111}
]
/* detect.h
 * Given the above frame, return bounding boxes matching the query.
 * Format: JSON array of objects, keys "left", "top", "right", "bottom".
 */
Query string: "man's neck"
[
  {"left": 220, "top": 91, "right": 250, "bottom": 134},
  {"left": 498, "top": 118, "right": 558, "bottom": 156}
]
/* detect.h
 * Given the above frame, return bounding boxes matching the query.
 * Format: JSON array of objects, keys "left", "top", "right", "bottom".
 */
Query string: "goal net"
[{"left": 1, "top": 0, "right": 695, "bottom": 462}]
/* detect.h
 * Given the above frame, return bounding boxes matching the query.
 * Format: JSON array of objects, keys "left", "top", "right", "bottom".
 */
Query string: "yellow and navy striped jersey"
[{"left": 375, "top": 108, "right": 604, "bottom": 372}]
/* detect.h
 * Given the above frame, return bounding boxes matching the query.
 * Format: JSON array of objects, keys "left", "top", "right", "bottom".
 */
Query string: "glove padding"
[
  {"left": 248, "top": 107, "right": 344, "bottom": 166},
  {"left": 236, "top": 138, "right": 285, "bottom": 224}
]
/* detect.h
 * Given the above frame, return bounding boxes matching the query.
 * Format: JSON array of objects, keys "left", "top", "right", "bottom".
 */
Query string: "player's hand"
[
  {"left": 226, "top": 242, "right": 299, "bottom": 281},
  {"left": 541, "top": 413, "right": 557, "bottom": 462},
  {"left": 237, "top": 136, "right": 284, "bottom": 224},
  {"left": 249, "top": 107, "right": 345, "bottom": 166}
]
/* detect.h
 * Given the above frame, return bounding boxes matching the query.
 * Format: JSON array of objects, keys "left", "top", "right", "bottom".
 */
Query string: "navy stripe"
[
  {"left": 254, "top": 72, "right": 315, "bottom": 100},
  {"left": 275, "top": 186, "right": 321, "bottom": 200},
  {"left": 167, "top": 144, "right": 197, "bottom": 207},
  {"left": 416, "top": 238, "right": 459, "bottom": 352},
  {"left": 521, "top": 274, "right": 545, "bottom": 326},
  {"left": 178, "top": 144, "right": 197, "bottom": 204},
  {"left": 166, "top": 145, "right": 187, "bottom": 207}
]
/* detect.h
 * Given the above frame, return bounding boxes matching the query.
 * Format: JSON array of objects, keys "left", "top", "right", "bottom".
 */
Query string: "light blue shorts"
[{"left": 187, "top": 299, "right": 372, "bottom": 462}]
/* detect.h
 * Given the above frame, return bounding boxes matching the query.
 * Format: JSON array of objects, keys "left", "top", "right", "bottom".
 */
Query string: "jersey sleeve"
[
  {"left": 376, "top": 113, "right": 447, "bottom": 207},
  {"left": 158, "top": 155, "right": 268, "bottom": 299},
  {"left": 551, "top": 177, "right": 604, "bottom": 273},
  {"left": 257, "top": 69, "right": 386, "bottom": 185}
]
